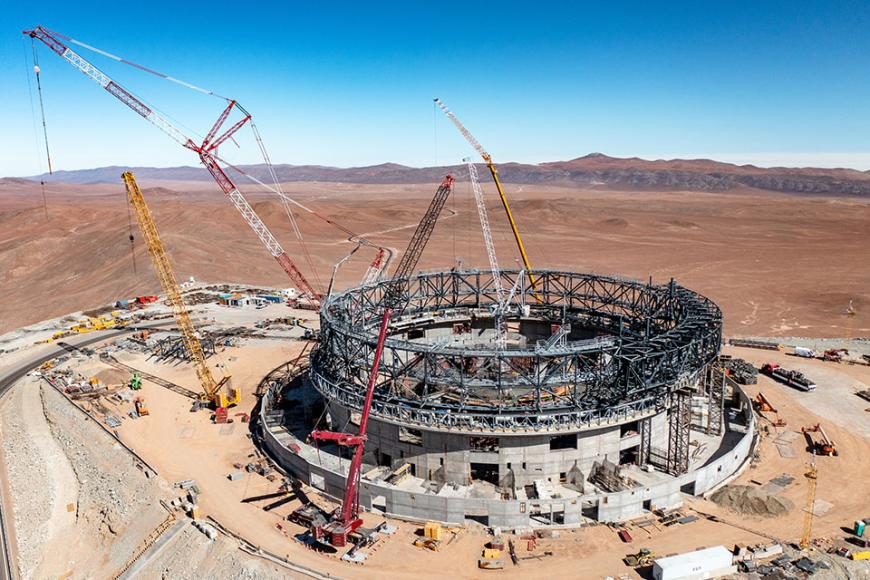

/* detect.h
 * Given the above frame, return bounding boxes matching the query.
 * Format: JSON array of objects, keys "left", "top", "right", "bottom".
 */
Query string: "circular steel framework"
[{"left": 311, "top": 269, "right": 722, "bottom": 433}]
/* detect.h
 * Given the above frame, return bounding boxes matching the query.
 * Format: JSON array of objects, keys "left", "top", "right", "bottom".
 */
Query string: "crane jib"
[{"left": 106, "top": 81, "right": 152, "bottom": 118}]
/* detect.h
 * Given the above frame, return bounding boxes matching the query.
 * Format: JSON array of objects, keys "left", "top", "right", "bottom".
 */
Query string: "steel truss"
[
  {"left": 155, "top": 335, "right": 215, "bottom": 361},
  {"left": 311, "top": 269, "right": 722, "bottom": 433},
  {"left": 667, "top": 388, "right": 692, "bottom": 476},
  {"left": 707, "top": 365, "right": 726, "bottom": 436}
]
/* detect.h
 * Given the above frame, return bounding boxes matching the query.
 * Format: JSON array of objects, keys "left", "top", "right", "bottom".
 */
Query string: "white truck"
[{"left": 793, "top": 346, "right": 815, "bottom": 358}]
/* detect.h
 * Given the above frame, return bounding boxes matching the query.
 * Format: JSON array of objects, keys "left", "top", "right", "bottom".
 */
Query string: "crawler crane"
[
  {"left": 25, "top": 26, "right": 320, "bottom": 301},
  {"left": 306, "top": 175, "right": 454, "bottom": 548},
  {"left": 122, "top": 172, "right": 238, "bottom": 408}
]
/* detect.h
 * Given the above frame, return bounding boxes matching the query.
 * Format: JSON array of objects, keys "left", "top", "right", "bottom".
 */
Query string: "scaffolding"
[
  {"left": 707, "top": 365, "right": 726, "bottom": 436},
  {"left": 666, "top": 388, "right": 692, "bottom": 476}
]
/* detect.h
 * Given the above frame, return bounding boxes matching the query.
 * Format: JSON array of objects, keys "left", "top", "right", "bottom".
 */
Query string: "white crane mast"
[
  {"left": 466, "top": 159, "right": 509, "bottom": 346},
  {"left": 466, "top": 159, "right": 505, "bottom": 305}
]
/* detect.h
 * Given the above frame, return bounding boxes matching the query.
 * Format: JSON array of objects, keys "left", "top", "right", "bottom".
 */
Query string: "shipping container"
[{"left": 653, "top": 546, "right": 735, "bottom": 580}]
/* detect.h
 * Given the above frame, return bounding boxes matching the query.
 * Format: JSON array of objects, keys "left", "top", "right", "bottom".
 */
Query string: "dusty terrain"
[
  {"left": 0, "top": 294, "right": 867, "bottom": 579},
  {"left": 1, "top": 177, "right": 868, "bottom": 339}
]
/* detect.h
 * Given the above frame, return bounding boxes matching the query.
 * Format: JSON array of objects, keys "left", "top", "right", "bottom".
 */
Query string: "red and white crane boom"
[
  {"left": 24, "top": 25, "right": 320, "bottom": 300},
  {"left": 309, "top": 175, "right": 454, "bottom": 547}
]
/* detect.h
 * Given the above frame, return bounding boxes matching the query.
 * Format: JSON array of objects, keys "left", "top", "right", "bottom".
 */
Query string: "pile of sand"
[
  {"left": 710, "top": 485, "right": 794, "bottom": 517},
  {"left": 93, "top": 368, "right": 129, "bottom": 387}
]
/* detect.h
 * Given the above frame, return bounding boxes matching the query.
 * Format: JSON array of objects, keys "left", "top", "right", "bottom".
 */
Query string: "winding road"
[{"left": 0, "top": 321, "right": 173, "bottom": 580}]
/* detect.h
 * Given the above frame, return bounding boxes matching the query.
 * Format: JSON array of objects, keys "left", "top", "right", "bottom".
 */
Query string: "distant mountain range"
[{"left": 19, "top": 153, "right": 870, "bottom": 196}]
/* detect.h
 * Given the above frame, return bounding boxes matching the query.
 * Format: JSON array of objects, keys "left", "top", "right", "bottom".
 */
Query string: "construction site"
[{"left": 0, "top": 22, "right": 869, "bottom": 580}]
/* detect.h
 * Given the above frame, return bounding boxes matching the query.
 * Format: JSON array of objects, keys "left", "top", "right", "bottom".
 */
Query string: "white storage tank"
[{"left": 653, "top": 546, "right": 736, "bottom": 580}]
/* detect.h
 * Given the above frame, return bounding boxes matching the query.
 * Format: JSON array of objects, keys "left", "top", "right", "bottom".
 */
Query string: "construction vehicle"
[
  {"left": 760, "top": 363, "right": 817, "bottom": 392},
  {"left": 302, "top": 175, "right": 454, "bottom": 548},
  {"left": 624, "top": 548, "right": 655, "bottom": 567},
  {"left": 793, "top": 346, "right": 815, "bottom": 358},
  {"left": 822, "top": 348, "right": 848, "bottom": 363},
  {"left": 25, "top": 26, "right": 324, "bottom": 302},
  {"left": 134, "top": 396, "right": 149, "bottom": 417},
  {"left": 129, "top": 373, "right": 142, "bottom": 390},
  {"left": 800, "top": 459, "right": 818, "bottom": 549},
  {"left": 413, "top": 537, "right": 441, "bottom": 552},
  {"left": 802, "top": 423, "right": 838, "bottom": 456},
  {"left": 413, "top": 521, "right": 449, "bottom": 551},
  {"left": 753, "top": 392, "right": 786, "bottom": 426},
  {"left": 435, "top": 98, "right": 540, "bottom": 299},
  {"left": 478, "top": 547, "right": 505, "bottom": 570},
  {"left": 122, "top": 172, "right": 238, "bottom": 410}
]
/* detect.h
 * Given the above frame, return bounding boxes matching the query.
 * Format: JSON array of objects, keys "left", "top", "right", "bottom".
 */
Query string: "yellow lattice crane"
[
  {"left": 122, "top": 171, "right": 239, "bottom": 408},
  {"left": 434, "top": 98, "right": 540, "bottom": 299},
  {"left": 800, "top": 457, "right": 818, "bottom": 549}
]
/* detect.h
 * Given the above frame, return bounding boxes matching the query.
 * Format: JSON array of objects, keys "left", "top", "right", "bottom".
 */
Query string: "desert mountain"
[{"left": 21, "top": 153, "right": 870, "bottom": 196}]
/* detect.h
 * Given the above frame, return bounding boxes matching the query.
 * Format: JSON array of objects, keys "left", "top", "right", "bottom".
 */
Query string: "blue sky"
[{"left": 3, "top": 1, "right": 870, "bottom": 176}]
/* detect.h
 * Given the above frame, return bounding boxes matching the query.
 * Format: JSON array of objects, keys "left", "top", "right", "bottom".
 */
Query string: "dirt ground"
[
  {"left": 46, "top": 336, "right": 867, "bottom": 580},
  {"left": 1, "top": 179, "right": 868, "bottom": 338}
]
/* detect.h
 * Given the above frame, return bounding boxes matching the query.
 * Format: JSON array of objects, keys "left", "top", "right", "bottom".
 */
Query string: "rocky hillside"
[{"left": 22, "top": 153, "right": 870, "bottom": 196}]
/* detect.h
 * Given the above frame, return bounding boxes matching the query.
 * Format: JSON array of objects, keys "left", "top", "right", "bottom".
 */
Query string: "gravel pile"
[
  {"left": 710, "top": 485, "right": 795, "bottom": 517},
  {"left": 40, "top": 382, "right": 164, "bottom": 572},
  {"left": 0, "top": 385, "right": 51, "bottom": 579}
]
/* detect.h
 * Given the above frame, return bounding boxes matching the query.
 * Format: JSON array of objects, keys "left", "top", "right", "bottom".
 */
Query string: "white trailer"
[{"left": 653, "top": 546, "right": 736, "bottom": 580}]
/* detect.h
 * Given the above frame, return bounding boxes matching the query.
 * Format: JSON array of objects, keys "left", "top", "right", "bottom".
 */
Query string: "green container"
[{"left": 857, "top": 520, "right": 866, "bottom": 537}]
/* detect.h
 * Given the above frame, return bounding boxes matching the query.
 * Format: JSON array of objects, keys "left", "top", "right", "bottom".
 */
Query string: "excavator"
[{"left": 122, "top": 172, "right": 239, "bottom": 412}]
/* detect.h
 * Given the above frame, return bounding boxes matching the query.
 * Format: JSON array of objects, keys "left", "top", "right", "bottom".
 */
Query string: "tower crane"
[
  {"left": 122, "top": 172, "right": 238, "bottom": 408},
  {"left": 24, "top": 26, "right": 320, "bottom": 301},
  {"left": 307, "top": 175, "right": 454, "bottom": 547},
  {"left": 434, "top": 98, "right": 539, "bottom": 296}
]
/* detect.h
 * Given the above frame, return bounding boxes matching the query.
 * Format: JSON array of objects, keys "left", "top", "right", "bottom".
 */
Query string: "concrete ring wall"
[{"left": 257, "top": 378, "right": 755, "bottom": 529}]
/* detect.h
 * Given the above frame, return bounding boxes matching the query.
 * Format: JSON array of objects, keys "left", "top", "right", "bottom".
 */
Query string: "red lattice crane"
[
  {"left": 24, "top": 25, "right": 320, "bottom": 300},
  {"left": 308, "top": 175, "right": 454, "bottom": 547}
]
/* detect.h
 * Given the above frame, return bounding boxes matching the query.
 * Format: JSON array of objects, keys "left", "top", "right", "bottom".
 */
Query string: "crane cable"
[
  {"left": 42, "top": 26, "right": 230, "bottom": 101},
  {"left": 23, "top": 41, "right": 50, "bottom": 219},
  {"left": 249, "top": 120, "right": 325, "bottom": 294},
  {"left": 125, "top": 193, "right": 138, "bottom": 274},
  {"left": 30, "top": 41, "right": 53, "bottom": 176},
  {"left": 41, "top": 27, "right": 372, "bottom": 257}
]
